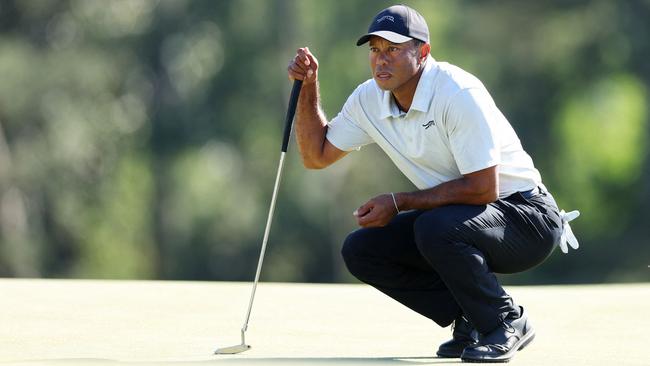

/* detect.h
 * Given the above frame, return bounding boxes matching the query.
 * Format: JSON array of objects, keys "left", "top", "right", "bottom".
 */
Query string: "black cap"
[{"left": 356, "top": 4, "right": 430, "bottom": 46}]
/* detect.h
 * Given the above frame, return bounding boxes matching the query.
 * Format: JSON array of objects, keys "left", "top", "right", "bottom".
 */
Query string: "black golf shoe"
[
  {"left": 461, "top": 306, "right": 535, "bottom": 363},
  {"left": 436, "top": 315, "right": 479, "bottom": 358}
]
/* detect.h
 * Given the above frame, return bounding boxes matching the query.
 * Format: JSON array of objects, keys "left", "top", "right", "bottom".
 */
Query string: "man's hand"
[
  {"left": 288, "top": 47, "right": 319, "bottom": 85},
  {"left": 353, "top": 194, "right": 398, "bottom": 228}
]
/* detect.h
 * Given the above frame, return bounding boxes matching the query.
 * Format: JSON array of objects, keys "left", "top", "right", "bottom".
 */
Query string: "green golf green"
[{"left": 0, "top": 279, "right": 647, "bottom": 365}]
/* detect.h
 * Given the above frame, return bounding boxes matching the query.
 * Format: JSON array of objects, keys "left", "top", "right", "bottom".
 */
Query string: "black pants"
[{"left": 341, "top": 189, "right": 563, "bottom": 334}]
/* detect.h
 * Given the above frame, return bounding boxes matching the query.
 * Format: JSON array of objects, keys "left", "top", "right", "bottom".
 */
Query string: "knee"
[
  {"left": 341, "top": 230, "right": 360, "bottom": 260},
  {"left": 340, "top": 229, "right": 371, "bottom": 277}
]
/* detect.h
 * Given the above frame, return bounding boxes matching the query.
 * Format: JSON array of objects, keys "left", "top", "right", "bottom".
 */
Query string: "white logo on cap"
[{"left": 376, "top": 15, "right": 395, "bottom": 23}]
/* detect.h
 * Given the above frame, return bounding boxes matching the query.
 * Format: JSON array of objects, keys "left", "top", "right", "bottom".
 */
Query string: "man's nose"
[{"left": 376, "top": 52, "right": 389, "bottom": 65}]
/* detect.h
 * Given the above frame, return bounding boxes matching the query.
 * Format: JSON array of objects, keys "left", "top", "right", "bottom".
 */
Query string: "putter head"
[{"left": 214, "top": 343, "right": 251, "bottom": 354}]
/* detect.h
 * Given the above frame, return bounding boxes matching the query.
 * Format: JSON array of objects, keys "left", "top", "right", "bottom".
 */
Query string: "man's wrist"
[
  {"left": 301, "top": 78, "right": 319, "bottom": 91},
  {"left": 395, "top": 192, "right": 409, "bottom": 212},
  {"left": 299, "top": 80, "right": 320, "bottom": 109}
]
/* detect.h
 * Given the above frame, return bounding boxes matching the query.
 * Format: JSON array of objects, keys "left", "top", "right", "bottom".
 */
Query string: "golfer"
[{"left": 288, "top": 4, "right": 578, "bottom": 363}]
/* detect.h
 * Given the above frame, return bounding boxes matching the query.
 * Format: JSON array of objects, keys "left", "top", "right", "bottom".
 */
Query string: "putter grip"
[{"left": 281, "top": 79, "right": 303, "bottom": 152}]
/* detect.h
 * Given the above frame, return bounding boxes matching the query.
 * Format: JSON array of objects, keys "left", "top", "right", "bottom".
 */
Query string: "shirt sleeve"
[
  {"left": 325, "top": 89, "right": 374, "bottom": 152},
  {"left": 446, "top": 88, "right": 501, "bottom": 174}
]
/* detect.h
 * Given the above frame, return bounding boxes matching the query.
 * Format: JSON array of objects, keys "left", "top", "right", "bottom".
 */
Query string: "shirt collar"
[{"left": 379, "top": 55, "right": 437, "bottom": 120}]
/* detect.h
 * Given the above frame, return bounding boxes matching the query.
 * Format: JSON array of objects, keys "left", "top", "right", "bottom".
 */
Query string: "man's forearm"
[
  {"left": 396, "top": 174, "right": 498, "bottom": 211},
  {"left": 295, "top": 81, "right": 328, "bottom": 167}
]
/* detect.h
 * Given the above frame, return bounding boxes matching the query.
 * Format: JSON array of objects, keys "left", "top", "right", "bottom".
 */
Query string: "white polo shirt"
[{"left": 326, "top": 56, "right": 542, "bottom": 198}]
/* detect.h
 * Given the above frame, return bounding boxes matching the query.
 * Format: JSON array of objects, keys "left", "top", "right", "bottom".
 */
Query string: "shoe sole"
[
  {"left": 437, "top": 350, "right": 463, "bottom": 358},
  {"left": 461, "top": 329, "right": 536, "bottom": 363},
  {"left": 437, "top": 341, "right": 480, "bottom": 358}
]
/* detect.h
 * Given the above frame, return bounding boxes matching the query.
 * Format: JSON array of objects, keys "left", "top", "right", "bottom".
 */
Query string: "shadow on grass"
[
  {"left": 2, "top": 356, "right": 463, "bottom": 365},
  {"left": 204, "top": 356, "right": 462, "bottom": 364}
]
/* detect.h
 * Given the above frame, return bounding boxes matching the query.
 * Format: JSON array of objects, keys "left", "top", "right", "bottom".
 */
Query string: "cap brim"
[{"left": 356, "top": 31, "right": 413, "bottom": 46}]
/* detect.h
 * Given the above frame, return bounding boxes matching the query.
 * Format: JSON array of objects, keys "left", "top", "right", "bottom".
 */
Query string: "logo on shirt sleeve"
[{"left": 422, "top": 120, "right": 436, "bottom": 129}]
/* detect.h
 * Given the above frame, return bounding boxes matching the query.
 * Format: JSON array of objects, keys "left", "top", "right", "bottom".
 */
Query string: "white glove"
[{"left": 559, "top": 210, "right": 580, "bottom": 254}]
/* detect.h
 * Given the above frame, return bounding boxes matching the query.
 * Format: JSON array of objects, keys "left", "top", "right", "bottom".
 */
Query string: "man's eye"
[{"left": 389, "top": 47, "right": 399, "bottom": 52}]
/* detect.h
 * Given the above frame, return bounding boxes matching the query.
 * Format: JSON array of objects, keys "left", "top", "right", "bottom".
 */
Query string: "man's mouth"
[{"left": 375, "top": 71, "right": 392, "bottom": 80}]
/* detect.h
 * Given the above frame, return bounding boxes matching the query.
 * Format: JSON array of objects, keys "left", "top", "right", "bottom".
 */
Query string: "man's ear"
[{"left": 420, "top": 43, "right": 431, "bottom": 60}]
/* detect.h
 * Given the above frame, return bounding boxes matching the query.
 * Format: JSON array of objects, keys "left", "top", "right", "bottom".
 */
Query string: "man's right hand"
[
  {"left": 288, "top": 47, "right": 347, "bottom": 169},
  {"left": 288, "top": 47, "right": 319, "bottom": 84}
]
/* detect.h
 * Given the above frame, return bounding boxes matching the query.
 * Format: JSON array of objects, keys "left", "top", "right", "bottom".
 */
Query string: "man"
[{"left": 287, "top": 4, "right": 578, "bottom": 363}]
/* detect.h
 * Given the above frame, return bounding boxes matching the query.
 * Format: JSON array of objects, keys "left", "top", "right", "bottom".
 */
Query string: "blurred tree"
[{"left": 0, "top": 0, "right": 648, "bottom": 284}]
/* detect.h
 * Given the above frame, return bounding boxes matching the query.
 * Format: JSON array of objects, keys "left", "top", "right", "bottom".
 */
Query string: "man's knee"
[
  {"left": 341, "top": 229, "right": 372, "bottom": 277},
  {"left": 341, "top": 230, "right": 359, "bottom": 259},
  {"left": 341, "top": 229, "right": 363, "bottom": 258}
]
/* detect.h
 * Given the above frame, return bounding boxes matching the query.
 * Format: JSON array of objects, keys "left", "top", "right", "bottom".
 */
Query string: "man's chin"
[{"left": 374, "top": 78, "right": 394, "bottom": 91}]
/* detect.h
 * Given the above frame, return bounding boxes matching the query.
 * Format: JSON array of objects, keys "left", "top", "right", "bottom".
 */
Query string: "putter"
[{"left": 215, "top": 79, "right": 303, "bottom": 355}]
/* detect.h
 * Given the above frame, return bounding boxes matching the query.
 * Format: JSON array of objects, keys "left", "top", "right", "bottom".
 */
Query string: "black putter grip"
[{"left": 281, "top": 79, "right": 303, "bottom": 152}]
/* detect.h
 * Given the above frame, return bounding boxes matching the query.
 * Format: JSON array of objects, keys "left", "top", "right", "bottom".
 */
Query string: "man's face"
[{"left": 369, "top": 36, "right": 422, "bottom": 92}]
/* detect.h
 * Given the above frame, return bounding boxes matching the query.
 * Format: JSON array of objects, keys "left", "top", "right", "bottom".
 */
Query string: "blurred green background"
[{"left": 0, "top": 0, "right": 648, "bottom": 284}]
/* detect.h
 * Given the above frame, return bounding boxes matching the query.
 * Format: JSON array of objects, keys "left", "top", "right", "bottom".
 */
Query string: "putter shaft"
[
  {"left": 214, "top": 152, "right": 286, "bottom": 355},
  {"left": 215, "top": 79, "right": 302, "bottom": 355},
  {"left": 242, "top": 152, "right": 287, "bottom": 334}
]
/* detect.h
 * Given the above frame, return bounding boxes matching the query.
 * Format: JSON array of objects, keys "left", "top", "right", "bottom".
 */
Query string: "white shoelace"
[{"left": 559, "top": 210, "right": 580, "bottom": 253}]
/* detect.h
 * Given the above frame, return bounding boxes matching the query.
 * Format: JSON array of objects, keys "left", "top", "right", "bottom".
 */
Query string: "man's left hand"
[{"left": 354, "top": 194, "right": 398, "bottom": 228}]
